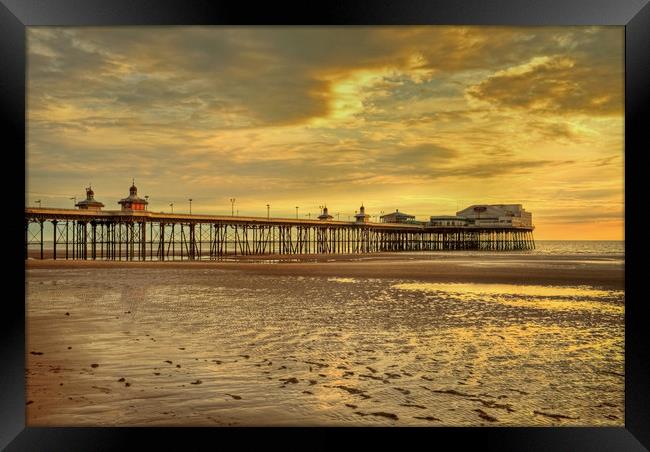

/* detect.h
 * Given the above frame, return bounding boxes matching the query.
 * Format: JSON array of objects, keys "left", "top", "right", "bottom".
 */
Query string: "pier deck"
[{"left": 25, "top": 208, "right": 535, "bottom": 260}]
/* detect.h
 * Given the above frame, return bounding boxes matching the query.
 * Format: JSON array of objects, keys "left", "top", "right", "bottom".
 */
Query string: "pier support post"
[
  {"left": 39, "top": 219, "right": 44, "bottom": 260},
  {"left": 189, "top": 223, "right": 196, "bottom": 260},
  {"left": 52, "top": 220, "right": 58, "bottom": 260},
  {"left": 159, "top": 223, "right": 165, "bottom": 261},
  {"left": 91, "top": 221, "right": 97, "bottom": 260},
  {"left": 141, "top": 222, "right": 146, "bottom": 261},
  {"left": 24, "top": 220, "right": 29, "bottom": 260}
]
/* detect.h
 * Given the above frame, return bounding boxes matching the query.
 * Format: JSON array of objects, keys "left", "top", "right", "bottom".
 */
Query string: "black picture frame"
[{"left": 2, "top": 0, "right": 648, "bottom": 449}]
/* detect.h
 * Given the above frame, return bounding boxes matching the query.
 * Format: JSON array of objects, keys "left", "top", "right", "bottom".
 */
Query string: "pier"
[
  {"left": 24, "top": 208, "right": 535, "bottom": 260},
  {"left": 25, "top": 183, "right": 535, "bottom": 260}
]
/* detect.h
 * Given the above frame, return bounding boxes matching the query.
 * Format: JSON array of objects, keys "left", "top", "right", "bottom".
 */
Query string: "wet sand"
[
  {"left": 26, "top": 252, "right": 624, "bottom": 290},
  {"left": 25, "top": 253, "right": 624, "bottom": 426}
]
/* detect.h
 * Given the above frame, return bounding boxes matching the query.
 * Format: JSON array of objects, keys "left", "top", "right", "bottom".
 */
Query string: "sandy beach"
[
  {"left": 25, "top": 252, "right": 624, "bottom": 426},
  {"left": 26, "top": 251, "right": 624, "bottom": 289}
]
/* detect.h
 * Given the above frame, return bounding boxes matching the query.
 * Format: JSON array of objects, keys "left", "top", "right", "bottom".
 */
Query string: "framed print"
[{"left": 2, "top": 0, "right": 648, "bottom": 450}]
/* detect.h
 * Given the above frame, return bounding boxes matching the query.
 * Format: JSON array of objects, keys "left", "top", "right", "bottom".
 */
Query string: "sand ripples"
[{"left": 26, "top": 267, "right": 623, "bottom": 426}]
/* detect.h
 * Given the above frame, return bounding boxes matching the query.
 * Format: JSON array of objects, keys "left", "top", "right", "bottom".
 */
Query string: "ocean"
[{"left": 531, "top": 240, "right": 624, "bottom": 255}]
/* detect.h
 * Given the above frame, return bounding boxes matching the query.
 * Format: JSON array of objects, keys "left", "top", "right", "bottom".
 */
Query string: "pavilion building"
[
  {"left": 380, "top": 209, "right": 415, "bottom": 224},
  {"left": 118, "top": 180, "right": 148, "bottom": 211},
  {"left": 318, "top": 206, "right": 334, "bottom": 221},
  {"left": 354, "top": 204, "right": 371, "bottom": 223},
  {"left": 75, "top": 186, "right": 104, "bottom": 211}
]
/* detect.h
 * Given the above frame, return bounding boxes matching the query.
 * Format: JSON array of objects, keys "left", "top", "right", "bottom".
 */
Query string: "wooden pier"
[{"left": 25, "top": 207, "right": 535, "bottom": 260}]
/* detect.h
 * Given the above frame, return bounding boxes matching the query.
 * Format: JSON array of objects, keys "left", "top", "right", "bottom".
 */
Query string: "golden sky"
[{"left": 26, "top": 26, "right": 624, "bottom": 240}]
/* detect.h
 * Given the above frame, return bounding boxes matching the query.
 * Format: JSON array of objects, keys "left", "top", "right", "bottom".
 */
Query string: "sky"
[{"left": 26, "top": 26, "right": 624, "bottom": 240}]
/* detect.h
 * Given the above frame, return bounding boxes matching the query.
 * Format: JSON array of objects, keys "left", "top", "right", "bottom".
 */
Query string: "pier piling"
[{"left": 25, "top": 208, "right": 535, "bottom": 260}]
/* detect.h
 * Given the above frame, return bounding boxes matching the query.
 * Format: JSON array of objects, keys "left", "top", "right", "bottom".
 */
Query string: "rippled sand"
[{"left": 26, "top": 256, "right": 624, "bottom": 426}]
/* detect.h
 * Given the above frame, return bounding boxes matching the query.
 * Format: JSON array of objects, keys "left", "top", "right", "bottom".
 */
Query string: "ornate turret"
[
  {"left": 354, "top": 203, "right": 370, "bottom": 223},
  {"left": 318, "top": 205, "right": 334, "bottom": 221},
  {"left": 75, "top": 185, "right": 104, "bottom": 210},
  {"left": 129, "top": 179, "right": 138, "bottom": 196},
  {"left": 118, "top": 179, "right": 148, "bottom": 211}
]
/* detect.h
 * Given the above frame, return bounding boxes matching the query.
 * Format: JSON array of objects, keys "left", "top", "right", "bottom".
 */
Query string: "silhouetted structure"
[
  {"left": 25, "top": 188, "right": 535, "bottom": 260},
  {"left": 318, "top": 206, "right": 334, "bottom": 221},
  {"left": 354, "top": 204, "right": 371, "bottom": 223},
  {"left": 380, "top": 209, "right": 415, "bottom": 224},
  {"left": 75, "top": 186, "right": 104, "bottom": 211}
]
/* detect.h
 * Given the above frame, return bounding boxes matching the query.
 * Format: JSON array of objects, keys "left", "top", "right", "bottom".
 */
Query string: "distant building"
[
  {"left": 456, "top": 204, "right": 533, "bottom": 227},
  {"left": 354, "top": 204, "right": 371, "bottom": 223},
  {"left": 318, "top": 206, "right": 334, "bottom": 221},
  {"left": 118, "top": 180, "right": 148, "bottom": 211},
  {"left": 429, "top": 215, "right": 469, "bottom": 227},
  {"left": 75, "top": 186, "right": 104, "bottom": 211},
  {"left": 380, "top": 209, "right": 415, "bottom": 224}
]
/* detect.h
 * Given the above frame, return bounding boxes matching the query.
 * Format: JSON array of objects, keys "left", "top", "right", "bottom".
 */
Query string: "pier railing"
[{"left": 25, "top": 208, "right": 535, "bottom": 260}]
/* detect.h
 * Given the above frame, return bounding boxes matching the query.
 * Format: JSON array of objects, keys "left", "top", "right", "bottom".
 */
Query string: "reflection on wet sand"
[
  {"left": 26, "top": 258, "right": 624, "bottom": 426},
  {"left": 393, "top": 282, "right": 624, "bottom": 314}
]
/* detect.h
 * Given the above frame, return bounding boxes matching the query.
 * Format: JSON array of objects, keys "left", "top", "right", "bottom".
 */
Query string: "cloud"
[
  {"left": 29, "top": 26, "right": 624, "bottom": 130},
  {"left": 25, "top": 26, "right": 625, "bottom": 239},
  {"left": 466, "top": 35, "right": 623, "bottom": 116}
]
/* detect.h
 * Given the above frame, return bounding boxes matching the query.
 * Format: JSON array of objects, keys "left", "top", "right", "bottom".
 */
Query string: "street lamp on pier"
[
  {"left": 169, "top": 202, "right": 174, "bottom": 214},
  {"left": 230, "top": 198, "right": 236, "bottom": 216},
  {"left": 189, "top": 198, "right": 193, "bottom": 215},
  {"left": 145, "top": 195, "right": 149, "bottom": 210},
  {"left": 70, "top": 197, "right": 76, "bottom": 207},
  {"left": 296, "top": 206, "right": 299, "bottom": 219}
]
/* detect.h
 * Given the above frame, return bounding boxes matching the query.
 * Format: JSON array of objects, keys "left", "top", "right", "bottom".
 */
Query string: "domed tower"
[
  {"left": 118, "top": 179, "right": 149, "bottom": 211},
  {"left": 318, "top": 205, "right": 334, "bottom": 221},
  {"left": 75, "top": 185, "right": 104, "bottom": 210},
  {"left": 354, "top": 203, "right": 370, "bottom": 223}
]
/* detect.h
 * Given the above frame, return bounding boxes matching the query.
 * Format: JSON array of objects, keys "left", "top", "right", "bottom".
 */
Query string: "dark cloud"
[
  {"left": 25, "top": 26, "right": 624, "bottom": 236},
  {"left": 467, "top": 28, "right": 623, "bottom": 115},
  {"left": 432, "top": 159, "right": 576, "bottom": 179},
  {"left": 28, "top": 26, "right": 624, "bottom": 129}
]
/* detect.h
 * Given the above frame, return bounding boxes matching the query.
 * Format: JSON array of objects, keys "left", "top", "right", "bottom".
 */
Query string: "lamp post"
[
  {"left": 266, "top": 204, "right": 270, "bottom": 220},
  {"left": 336, "top": 212, "right": 340, "bottom": 221},
  {"left": 145, "top": 195, "right": 149, "bottom": 211},
  {"left": 70, "top": 197, "right": 76, "bottom": 207},
  {"left": 170, "top": 202, "right": 174, "bottom": 214},
  {"left": 295, "top": 206, "right": 299, "bottom": 219},
  {"left": 230, "top": 198, "right": 236, "bottom": 216},
  {"left": 189, "top": 198, "right": 193, "bottom": 215}
]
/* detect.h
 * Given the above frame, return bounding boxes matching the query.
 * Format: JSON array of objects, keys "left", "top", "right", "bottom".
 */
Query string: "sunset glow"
[{"left": 26, "top": 26, "right": 624, "bottom": 240}]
